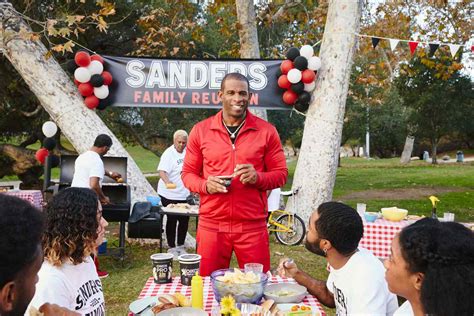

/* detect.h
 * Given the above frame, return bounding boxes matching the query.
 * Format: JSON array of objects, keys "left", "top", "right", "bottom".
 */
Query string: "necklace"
[{"left": 222, "top": 119, "right": 246, "bottom": 139}]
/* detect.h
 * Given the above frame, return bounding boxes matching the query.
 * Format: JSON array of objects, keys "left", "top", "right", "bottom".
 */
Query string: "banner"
[{"left": 104, "top": 56, "right": 289, "bottom": 110}]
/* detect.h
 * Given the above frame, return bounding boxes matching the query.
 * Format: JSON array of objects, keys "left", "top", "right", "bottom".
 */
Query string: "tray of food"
[{"left": 162, "top": 203, "right": 199, "bottom": 214}]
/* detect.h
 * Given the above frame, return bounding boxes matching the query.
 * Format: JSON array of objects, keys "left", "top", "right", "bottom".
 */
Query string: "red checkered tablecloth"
[
  {"left": 2, "top": 190, "right": 43, "bottom": 209},
  {"left": 359, "top": 219, "right": 411, "bottom": 259},
  {"left": 130, "top": 276, "right": 326, "bottom": 315}
]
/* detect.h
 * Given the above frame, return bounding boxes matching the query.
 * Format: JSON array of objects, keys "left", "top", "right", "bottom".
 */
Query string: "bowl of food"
[
  {"left": 210, "top": 268, "right": 268, "bottom": 304},
  {"left": 381, "top": 207, "right": 408, "bottom": 222},
  {"left": 263, "top": 283, "right": 307, "bottom": 304},
  {"left": 364, "top": 212, "right": 379, "bottom": 223}
]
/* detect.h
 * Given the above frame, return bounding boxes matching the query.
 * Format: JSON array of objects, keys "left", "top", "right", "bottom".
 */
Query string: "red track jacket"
[{"left": 182, "top": 110, "right": 288, "bottom": 233}]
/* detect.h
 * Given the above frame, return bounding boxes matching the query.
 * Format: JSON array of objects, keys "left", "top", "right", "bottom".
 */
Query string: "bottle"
[{"left": 191, "top": 272, "right": 203, "bottom": 309}]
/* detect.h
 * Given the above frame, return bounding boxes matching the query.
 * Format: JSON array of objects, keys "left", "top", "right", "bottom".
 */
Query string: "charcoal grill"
[{"left": 58, "top": 154, "right": 130, "bottom": 260}]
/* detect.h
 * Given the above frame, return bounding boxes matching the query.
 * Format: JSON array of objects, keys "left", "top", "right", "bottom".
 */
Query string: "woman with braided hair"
[{"left": 384, "top": 217, "right": 474, "bottom": 316}]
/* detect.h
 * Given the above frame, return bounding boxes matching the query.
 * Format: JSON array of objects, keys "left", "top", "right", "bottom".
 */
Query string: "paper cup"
[
  {"left": 151, "top": 253, "right": 173, "bottom": 284},
  {"left": 178, "top": 254, "right": 201, "bottom": 286},
  {"left": 244, "top": 263, "right": 263, "bottom": 274}
]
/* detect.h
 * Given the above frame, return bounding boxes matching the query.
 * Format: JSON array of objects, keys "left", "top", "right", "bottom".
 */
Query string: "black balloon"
[
  {"left": 42, "top": 137, "right": 56, "bottom": 150},
  {"left": 275, "top": 68, "right": 282, "bottom": 79},
  {"left": 291, "top": 82, "right": 305, "bottom": 94},
  {"left": 298, "top": 91, "right": 311, "bottom": 104},
  {"left": 50, "top": 155, "right": 60, "bottom": 168},
  {"left": 286, "top": 47, "right": 300, "bottom": 61},
  {"left": 294, "top": 102, "right": 310, "bottom": 112},
  {"left": 90, "top": 74, "right": 104, "bottom": 87},
  {"left": 294, "top": 56, "right": 308, "bottom": 70},
  {"left": 66, "top": 60, "right": 78, "bottom": 73},
  {"left": 97, "top": 98, "right": 112, "bottom": 110}
]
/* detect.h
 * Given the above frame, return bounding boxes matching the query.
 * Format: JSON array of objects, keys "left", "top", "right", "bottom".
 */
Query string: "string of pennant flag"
[{"left": 355, "top": 33, "right": 474, "bottom": 58}]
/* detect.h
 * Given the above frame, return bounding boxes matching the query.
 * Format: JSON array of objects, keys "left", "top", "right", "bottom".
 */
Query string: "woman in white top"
[
  {"left": 384, "top": 218, "right": 474, "bottom": 316},
  {"left": 29, "top": 188, "right": 108, "bottom": 315}
]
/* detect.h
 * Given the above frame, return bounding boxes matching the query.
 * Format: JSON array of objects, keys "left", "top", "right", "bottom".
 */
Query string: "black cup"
[
  {"left": 151, "top": 253, "right": 173, "bottom": 284},
  {"left": 178, "top": 254, "right": 201, "bottom": 286},
  {"left": 216, "top": 175, "right": 233, "bottom": 188}
]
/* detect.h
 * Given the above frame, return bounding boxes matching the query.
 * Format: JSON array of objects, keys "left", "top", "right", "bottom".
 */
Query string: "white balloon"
[
  {"left": 94, "top": 85, "right": 109, "bottom": 99},
  {"left": 287, "top": 69, "right": 302, "bottom": 83},
  {"left": 74, "top": 67, "right": 91, "bottom": 83},
  {"left": 87, "top": 60, "right": 104, "bottom": 75},
  {"left": 42, "top": 121, "right": 57, "bottom": 138},
  {"left": 308, "top": 56, "right": 322, "bottom": 71},
  {"left": 300, "top": 45, "right": 314, "bottom": 59},
  {"left": 304, "top": 81, "right": 316, "bottom": 92}
]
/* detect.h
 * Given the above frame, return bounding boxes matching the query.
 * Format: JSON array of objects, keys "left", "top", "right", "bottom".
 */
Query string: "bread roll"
[{"left": 166, "top": 183, "right": 177, "bottom": 189}]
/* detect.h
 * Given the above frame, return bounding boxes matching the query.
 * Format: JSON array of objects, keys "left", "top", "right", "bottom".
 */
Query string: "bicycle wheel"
[{"left": 274, "top": 214, "right": 306, "bottom": 246}]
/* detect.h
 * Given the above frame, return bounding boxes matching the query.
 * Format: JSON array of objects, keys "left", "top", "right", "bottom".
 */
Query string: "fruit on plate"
[
  {"left": 174, "top": 293, "right": 191, "bottom": 307},
  {"left": 288, "top": 304, "right": 313, "bottom": 315}
]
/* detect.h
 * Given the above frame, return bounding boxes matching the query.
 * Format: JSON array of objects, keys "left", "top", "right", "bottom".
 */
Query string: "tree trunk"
[
  {"left": 400, "top": 135, "right": 415, "bottom": 164},
  {"left": 286, "top": 0, "right": 362, "bottom": 222},
  {"left": 235, "top": 0, "right": 268, "bottom": 121},
  {"left": 431, "top": 139, "right": 438, "bottom": 164},
  {"left": 0, "top": 144, "right": 43, "bottom": 188},
  {"left": 0, "top": 2, "right": 155, "bottom": 202}
]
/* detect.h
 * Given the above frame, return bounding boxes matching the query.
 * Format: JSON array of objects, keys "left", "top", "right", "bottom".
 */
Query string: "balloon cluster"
[
  {"left": 35, "top": 121, "right": 60, "bottom": 167},
  {"left": 66, "top": 51, "right": 113, "bottom": 110},
  {"left": 277, "top": 45, "right": 321, "bottom": 112}
]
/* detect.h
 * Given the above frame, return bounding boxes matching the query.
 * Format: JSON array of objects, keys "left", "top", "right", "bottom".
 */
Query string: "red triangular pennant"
[{"left": 409, "top": 41, "right": 419, "bottom": 55}]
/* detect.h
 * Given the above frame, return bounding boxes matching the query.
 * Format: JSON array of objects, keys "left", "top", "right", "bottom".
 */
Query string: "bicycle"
[{"left": 267, "top": 188, "right": 306, "bottom": 246}]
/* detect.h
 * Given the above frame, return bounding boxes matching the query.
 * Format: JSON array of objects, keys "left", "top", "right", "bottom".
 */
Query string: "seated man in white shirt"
[{"left": 277, "top": 202, "right": 398, "bottom": 316}]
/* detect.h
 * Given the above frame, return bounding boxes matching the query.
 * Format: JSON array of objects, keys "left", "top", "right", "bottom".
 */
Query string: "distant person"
[
  {"left": 29, "top": 188, "right": 108, "bottom": 315},
  {"left": 157, "top": 129, "right": 190, "bottom": 259},
  {"left": 71, "top": 134, "right": 122, "bottom": 205},
  {"left": 0, "top": 194, "right": 79, "bottom": 316},
  {"left": 277, "top": 202, "right": 398, "bottom": 315},
  {"left": 71, "top": 134, "right": 120, "bottom": 278},
  {"left": 182, "top": 72, "right": 287, "bottom": 276},
  {"left": 385, "top": 218, "right": 474, "bottom": 316}
]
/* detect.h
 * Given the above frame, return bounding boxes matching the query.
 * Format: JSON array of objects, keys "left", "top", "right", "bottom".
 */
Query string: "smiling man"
[{"left": 182, "top": 72, "right": 288, "bottom": 276}]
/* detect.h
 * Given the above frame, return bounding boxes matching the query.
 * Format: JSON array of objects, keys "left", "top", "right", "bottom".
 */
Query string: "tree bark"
[
  {"left": 400, "top": 135, "right": 415, "bottom": 164},
  {"left": 286, "top": 0, "right": 362, "bottom": 222},
  {"left": 0, "top": 2, "right": 155, "bottom": 202},
  {"left": 431, "top": 139, "right": 438, "bottom": 164},
  {"left": 235, "top": 0, "right": 268, "bottom": 121}
]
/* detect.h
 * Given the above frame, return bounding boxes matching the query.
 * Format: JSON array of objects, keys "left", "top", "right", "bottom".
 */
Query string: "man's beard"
[{"left": 305, "top": 237, "right": 326, "bottom": 257}]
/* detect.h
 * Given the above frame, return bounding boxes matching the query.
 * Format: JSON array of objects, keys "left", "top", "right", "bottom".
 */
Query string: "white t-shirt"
[
  {"left": 327, "top": 248, "right": 398, "bottom": 316},
  {"left": 71, "top": 151, "right": 104, "bottom": 188},
  {"left": 157, "top": 145, "right": 189, "bottom": 200},
  {"left": 29, "top": 257, "right": 105, "bottom": 315},
  {"left": 267, "top": 188, "right": 281, "bottom": 211},
  {"left": 394, "top": 301, "right": 414, "bottom": 316}
]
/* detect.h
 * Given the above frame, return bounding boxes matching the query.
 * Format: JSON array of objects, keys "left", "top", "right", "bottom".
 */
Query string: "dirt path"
[{"left": 339, "top": 186, "right": 469, "bottom": 200}]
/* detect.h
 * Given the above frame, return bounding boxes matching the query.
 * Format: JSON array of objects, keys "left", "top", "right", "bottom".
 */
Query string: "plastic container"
[
  {"left": 98, "top": 238, "right": 107, "bottom": 254},
  {"left": 364, "top": 212, "right": 379, "bottom": 223},
  {"left": 146, "top": 195, "right": 161, "bottom": 206},
  {"left": 191, "top": 273, "right": 203, "bottom": 309}
]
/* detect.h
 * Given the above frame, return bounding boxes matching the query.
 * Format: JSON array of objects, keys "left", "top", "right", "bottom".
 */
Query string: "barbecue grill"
[{"left": 58, "top": 154, "right": 130, "bottom": 260}]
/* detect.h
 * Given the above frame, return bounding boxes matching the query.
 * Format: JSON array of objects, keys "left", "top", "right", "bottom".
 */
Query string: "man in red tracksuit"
[{"left": 182, "top": 72, "right": 288, "bottom": 276}]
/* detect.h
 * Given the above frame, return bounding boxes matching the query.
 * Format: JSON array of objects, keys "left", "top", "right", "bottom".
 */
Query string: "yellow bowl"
[{"left": 381, "top": 207, "right": 408, "bottom": 222}]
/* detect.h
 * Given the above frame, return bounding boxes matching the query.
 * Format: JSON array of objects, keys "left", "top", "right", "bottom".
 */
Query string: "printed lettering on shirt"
[
  {"left": 75, "top": 279, "right": 104, "bottom": 312},
  {"left": 333, "top": 283, "right": 348, "bottom": 315}
]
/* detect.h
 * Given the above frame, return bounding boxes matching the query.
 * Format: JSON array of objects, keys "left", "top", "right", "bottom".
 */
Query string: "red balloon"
[
  {"left": 90, "top": 54, "right": 104, "bottom": 64},
  {"left": 35, "top": 148, "right": 49, "bottom": 165},
  {"left": 101, "top": 71, "right": 113, "bottom": 85},
  {"left": 280, "top": 60, "right": 294, "bottom": 75},
  {"left": 84, "top": 95, "right": 99, "bottom": 109},
  {"left": 74, "top": 79, "right": 80, "bottom": 86},
  {"left": 277, "top": 75, "right": 291, "bottom": 89},
  {"left": 78, "top": 83, "right": 94, "bottom": 97},
  {"left": 75, "top": 51, "right": 91, "bottom": 67},
  {"left": 301, "top": 69, "right": 316, "bottom": 84},
  {"left": 282, "top": 89, "right": 298, "bottom": 105}
]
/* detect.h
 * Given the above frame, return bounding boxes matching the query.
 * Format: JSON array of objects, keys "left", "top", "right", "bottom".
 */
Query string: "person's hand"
[
  {"left": 206, "top": 176, "right": 228, "bottom": 194},
  {"left": 109, "top": 171, "right": 121, "bottom": 180},
  {"left": 100, "top": 196, "right": 111, "bottom": 205},
  {"left": 276, "top": 258, "right": 298, "bottom": 278},
  {"left": 38, "top": 303, "right": 80, "bottom": 316},
  {"left": 233, "top": 164, "right": 257, "bottom": 184}
]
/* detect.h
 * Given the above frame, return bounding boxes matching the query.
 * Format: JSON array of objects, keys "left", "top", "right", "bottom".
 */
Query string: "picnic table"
[
  {"left": 129, "top": 275, "right": 326, "bottom": 315},
  {"left": 359, "top": 218, "right": 411, "bottom": 259},
  {"left": 1, "top": 189, "right": 43, "bottom": 209}
]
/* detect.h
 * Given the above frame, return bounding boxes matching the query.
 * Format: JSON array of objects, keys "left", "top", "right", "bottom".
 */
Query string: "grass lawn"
[{"left": 100, "top": 156, "right": 473, "bottom": 315}]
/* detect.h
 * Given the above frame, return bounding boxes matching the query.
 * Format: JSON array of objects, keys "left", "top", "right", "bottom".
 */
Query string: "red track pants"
[{"left": 196, "top": 226, "right": 270, "bottom": 276}]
